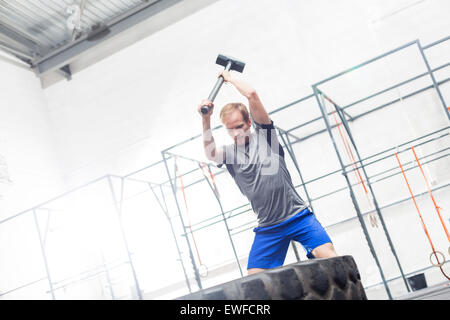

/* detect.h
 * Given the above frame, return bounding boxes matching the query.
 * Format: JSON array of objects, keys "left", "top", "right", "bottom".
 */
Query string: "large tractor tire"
[{"left": 177, "top": 256, "right": 367, "bottom": 300}]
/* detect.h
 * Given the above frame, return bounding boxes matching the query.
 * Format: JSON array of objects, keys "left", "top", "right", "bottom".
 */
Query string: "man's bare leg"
[
  {"left": 247, "top": 243, "right": 336, "bottom": 275},
  {"left": 311, "top": 242, "right": 337, "bottom": 258}
]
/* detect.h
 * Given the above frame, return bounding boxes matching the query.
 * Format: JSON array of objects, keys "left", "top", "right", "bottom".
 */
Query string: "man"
[{"left": 198, "top": 71, "right": 337, "bottom": 275}]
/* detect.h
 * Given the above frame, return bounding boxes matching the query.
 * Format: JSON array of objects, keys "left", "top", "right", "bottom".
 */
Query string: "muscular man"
[{"left": 198, "top": 71, "right": 337, "bottom": 275}]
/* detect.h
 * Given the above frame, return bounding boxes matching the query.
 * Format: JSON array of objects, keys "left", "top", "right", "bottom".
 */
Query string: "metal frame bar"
[
  {"left": 100, "top": 251, "right": 116, "bottom": 300},
  {"left": 416, "top": 40, "right": 450, "bottom": 120},
  {"left": 106, "top": 176, "right": 143, "bottom": 299},
  {"left": 313, "top": 85, "right": 393, "bottom": 299},
  {"left": 32, "top": 209, "right": 55, "bottom": 300},
  {"left": 44, "top": 257, "right": 130, "bottom": 296},
  {"left": 281, "top": 38, "right": 449, "bottom": 143},
  {"left": 422, "top": 35, "right": 450, "bottom": 50},
  {"left": 314, "top": 40, "right": 419, "bottom": 87},
  {"left": 286, "top": 73, "right": 450, "bottom": 145},
  {"left": 147, "top": 183, "right": 192, "bottom": 292},
  {"left": 161, "top": 151, "right": 203, "bottom": 291},
  {"left": 277, "top": 128, "right": 315, "bottom": 212},
  {"left": 197, "top": 163, "right": 244, "bottom": 276}
]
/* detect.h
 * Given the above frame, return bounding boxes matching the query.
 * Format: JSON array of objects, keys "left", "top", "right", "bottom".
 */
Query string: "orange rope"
[
  {"left": 395, "top": 152, "right": 449, "bottom": 280},
  {"left": 411, "top": 146, "right": 450, "bottom": 243},
  {"left": 395, "top": 153, "right": 437, "bottom": 252},
  {"left": 175, "top": 158, "right": 203, "bottom": 266},
  {"left": 332, "top": 110, "right": 369, "bottom": 194},
  {"left": 200, "top": 163, "right": 220, "bottom": 199}
]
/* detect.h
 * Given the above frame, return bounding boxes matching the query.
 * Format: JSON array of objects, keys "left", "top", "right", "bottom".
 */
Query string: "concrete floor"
[{"left": 396, "top": 281, "right": 450, "bottom": 300}]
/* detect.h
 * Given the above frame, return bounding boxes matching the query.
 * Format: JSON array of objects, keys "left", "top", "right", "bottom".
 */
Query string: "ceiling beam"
[
  {"left": 0, "top": 23, "right": 40, "bottom": 56},
  {"left": 0, "top": 40, "right": 33, "bottom": 61},
  {"left": 34, "top": 0, "right": 186, "bottom": 75}
]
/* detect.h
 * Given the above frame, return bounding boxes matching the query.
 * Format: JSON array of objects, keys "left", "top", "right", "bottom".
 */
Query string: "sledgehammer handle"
[{"left": 201, "top": 61, "right": 232, "bottom": 114}]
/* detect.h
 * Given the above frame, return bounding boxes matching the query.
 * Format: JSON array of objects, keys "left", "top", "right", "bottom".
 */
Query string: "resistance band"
[
  {"left": 199, "top": 163, "right": 220, "bottom": 199},
  {"left": 395, "top": 152, "right": 449, "bottom": 280},
  {"left": 325, "top": 95, "right": 378, "bottom": 228},
  {"left": 411, "top": 146, "right": 450, "bottom": 251},
  {"left": 175, "top": 157, "right": 208, "bottom": 277}
]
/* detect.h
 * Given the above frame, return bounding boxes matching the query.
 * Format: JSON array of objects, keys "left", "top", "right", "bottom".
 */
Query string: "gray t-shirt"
[{"left": 220, "top": 120, "right": 307, "bottom": 227}]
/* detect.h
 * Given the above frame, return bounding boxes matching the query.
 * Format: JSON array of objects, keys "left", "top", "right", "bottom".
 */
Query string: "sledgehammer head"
[
  {"left": 200, "top": 54, "right": 246, "bottom": 115},
  {"left": 216, "top": 54, "right": 245, "bottom": 73}
]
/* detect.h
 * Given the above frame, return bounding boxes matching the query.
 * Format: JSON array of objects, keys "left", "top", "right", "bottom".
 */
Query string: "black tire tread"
[{"left": 176, "top": 255, "right": 367, "bottom": 300}]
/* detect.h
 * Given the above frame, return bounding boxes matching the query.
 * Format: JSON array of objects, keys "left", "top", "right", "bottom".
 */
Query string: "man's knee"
[{"left": 247, "top": 268, "right": 267, "bottom": 275}]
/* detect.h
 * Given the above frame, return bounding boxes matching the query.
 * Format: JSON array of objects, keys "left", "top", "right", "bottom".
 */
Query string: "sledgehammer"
[{"left": 200, "top": 54, "right": 246, "bottom": 114}]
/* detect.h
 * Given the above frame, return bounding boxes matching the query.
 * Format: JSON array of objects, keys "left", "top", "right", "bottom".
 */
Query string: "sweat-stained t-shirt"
[{"left": 218, "top": 120, "right": 307, "bottom": 227}]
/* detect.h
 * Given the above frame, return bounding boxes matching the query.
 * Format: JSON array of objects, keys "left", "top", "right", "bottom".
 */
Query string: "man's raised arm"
[
  {"left": 220, "top": 71, "right": 271, "bottom": 125},
  {"left": 198, "top": 99, "right": 224, "bottom": 163}
]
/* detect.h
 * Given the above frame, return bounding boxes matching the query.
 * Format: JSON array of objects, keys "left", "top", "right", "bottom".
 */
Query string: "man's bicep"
[{"left": 249, "top": 92, "right": 271, "bottom": 125}]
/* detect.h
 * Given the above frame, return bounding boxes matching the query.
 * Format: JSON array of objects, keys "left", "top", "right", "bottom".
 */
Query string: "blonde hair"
[{"left": 220, "top": 102, "right": 250, "bottom": 123}]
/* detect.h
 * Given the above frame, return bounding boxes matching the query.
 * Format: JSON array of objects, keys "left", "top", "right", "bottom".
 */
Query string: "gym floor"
[{"left": 396, "top": 281, "right": 450, "bottom": 300}]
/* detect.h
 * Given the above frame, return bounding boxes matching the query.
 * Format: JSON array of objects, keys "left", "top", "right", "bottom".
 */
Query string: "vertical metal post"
[
  {"left": 198, "top": 163, "right": 244, "bottom": 277},
  {"left": 290, "top": 241, "right": 301, "bottom": 262},
  {"left": 32, "top": 209, "right": 56, "bottom": 300},
  {"left": 100, "top": 251, "right": 115, "bottom": 300},
  {"left": 148, "top": 183, "right": 192, "bottom": 292},
  {"left": 278, "top": 129, "right": 315, "bottom": 212},
  {"left": 161, "top": 151, "right": 203, "bottom": 290},
  {"left": 313, "top": 86, "right": 393, "bottom": 300},
  {"left": 416, "top": 41, "right": 450, "bottom": 120},
  {"left": 332, "top": 99, "right": 411, "bottom": 293},
  {"left": 106, "top": 176, "right": 143, "bottom": 300}
]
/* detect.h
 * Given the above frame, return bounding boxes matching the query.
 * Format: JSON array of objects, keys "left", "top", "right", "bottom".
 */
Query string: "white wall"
[
  {"left": 0, "top": 53, "right": 66, "bottom": 300},
  {"left": 0, "top": 54, "right": 63, "bottom": 220},
  {"left": 1, "top": 0, "right": 449, "bottom": 300}
]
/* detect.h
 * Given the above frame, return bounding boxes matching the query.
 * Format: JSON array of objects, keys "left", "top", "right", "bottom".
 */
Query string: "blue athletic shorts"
[{"left": 247, "top": 208, "right": 332, "bottom": 269}]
